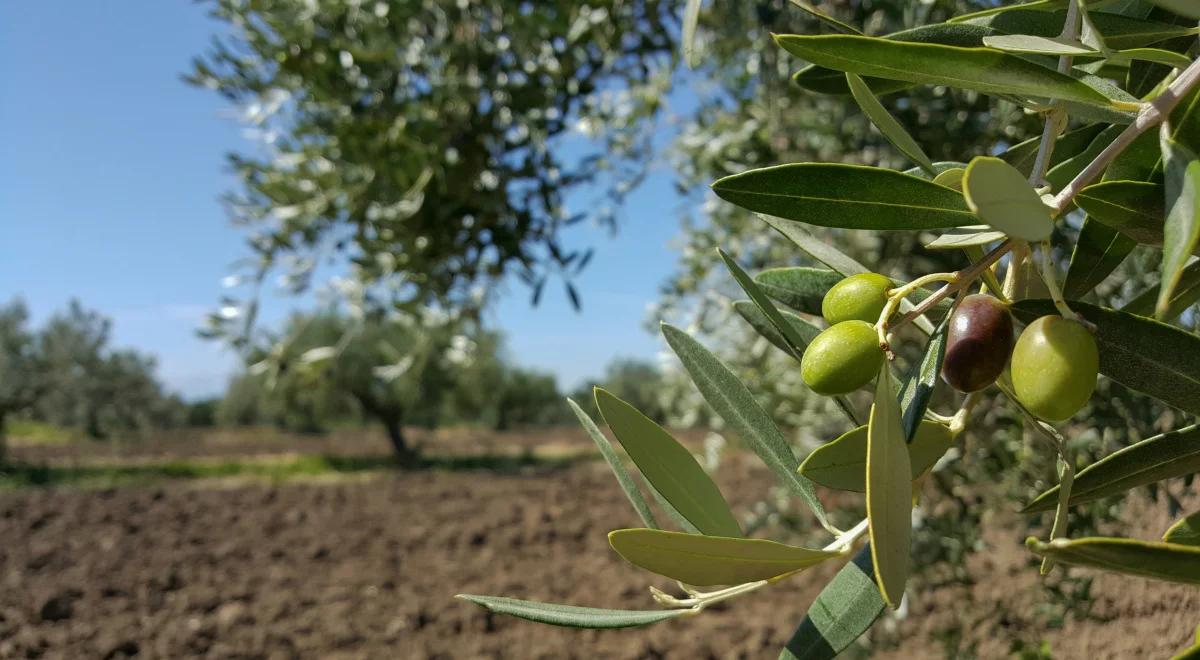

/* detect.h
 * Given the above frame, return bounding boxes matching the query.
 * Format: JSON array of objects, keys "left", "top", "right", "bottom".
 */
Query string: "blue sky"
[{"left": 0, "top": 2, "right": 690, "bottom": 399}]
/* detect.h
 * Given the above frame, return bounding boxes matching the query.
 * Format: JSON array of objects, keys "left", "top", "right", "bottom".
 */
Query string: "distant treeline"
[{"left": 0, "top": 300, "right": 666, "bottom": 460}]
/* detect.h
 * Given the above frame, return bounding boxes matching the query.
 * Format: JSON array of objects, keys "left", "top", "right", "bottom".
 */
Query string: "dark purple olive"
[{"left": 940, "top": 294, "right": 1014, "bottom": 393}]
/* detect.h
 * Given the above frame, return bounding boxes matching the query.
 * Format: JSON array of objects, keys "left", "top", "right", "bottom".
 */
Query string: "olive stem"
[
  {"left": 1050, "top": 54, "right": 1200, "bottom": 215},
  {"left": 876, "top": 273, "right": 958, "bottom": 347},
  {"left": 1037, "top": 240, "right": 1093, "bottom": 328},
  {"left": 948, "top": 391, "right": 984, "bottom": 436},
  {"left": 891, "top": 239, "right": 1014, "bottom": 331},
  {"left": 1042, "top": 448, "right": 1076, "bottom": 575}
]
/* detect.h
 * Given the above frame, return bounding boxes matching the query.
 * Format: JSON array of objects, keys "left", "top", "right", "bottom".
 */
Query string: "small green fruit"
[
  {"left": 821, "top": 273, "right": 893, "bottom": 325},
  {"left": 801, "top": 320, "right": 884, "bottom": 395},
  {"left": 1011, "top": 315, "right": 1099, "bottom": 421}
]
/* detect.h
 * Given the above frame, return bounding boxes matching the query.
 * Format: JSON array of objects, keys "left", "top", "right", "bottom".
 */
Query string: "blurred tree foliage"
[
  {"left": 568, "top": 357, "right": 670, "bottom": 423},
  {"left": 0, "top": 299, "right": 184, "bottom": 457},
  {"left": 188, "top": 0, "right": 675, "bottom": 342}
]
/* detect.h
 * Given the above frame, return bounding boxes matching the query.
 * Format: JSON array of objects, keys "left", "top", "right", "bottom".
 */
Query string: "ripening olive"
[
  {"left": 822, "top": 273, "right": 893, "bottom": 325},
  {"left": 940, "top": 294, "right": 1014, "bottom": 393},
  {"left": 801, "top": 320, "right": 885, "bottom": 395},
  {"left": 1011, "top": 315, "right": 1099, "bottom": 421}
]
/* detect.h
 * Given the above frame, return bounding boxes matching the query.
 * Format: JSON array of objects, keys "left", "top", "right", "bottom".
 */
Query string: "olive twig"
[
  {"left": 1036, "top": 240, "right": 1093, "bottom": 329},
  {"left": 948, "top": 391, "right": 984, "bottom": 436},
  {"left": 1041, "top": 445, "right": 1076, "bottom": 575},
  {"left": 875, "top": 272, "right": 957, "bottom": 349},
  {"left": 891, "top": 239, "right": 1014, "bottom": 332}
]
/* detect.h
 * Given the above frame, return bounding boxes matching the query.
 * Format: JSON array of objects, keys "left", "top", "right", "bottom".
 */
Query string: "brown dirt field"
[{"left": 1, "top": 429, "right": 1197, "bottom": 659}]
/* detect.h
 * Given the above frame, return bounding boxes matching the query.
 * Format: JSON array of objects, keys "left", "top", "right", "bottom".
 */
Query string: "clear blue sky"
[{"left": 0, "top": 2, "right": 690, "bottom": 400}]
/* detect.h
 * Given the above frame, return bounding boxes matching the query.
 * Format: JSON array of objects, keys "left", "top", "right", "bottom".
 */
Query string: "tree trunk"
[{"left": 382, "top": 415, "right": 415, "bottom": 465}]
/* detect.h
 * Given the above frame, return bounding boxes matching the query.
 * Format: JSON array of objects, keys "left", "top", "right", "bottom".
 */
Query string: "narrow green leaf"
[
  {"left": 866, "top": 366, "right": 911, "bottom": 608},
  {"left": 1026, "top": 536, "right": 1200, "bottom": 585},
  {"left": 982, "top": 34, "right": 1095, "bottom": 55},
  {"left": 713, "top": 164, "right": 975, "bottom": 231},
  {"left": 757, "top": 214, "right": 869, "bottom": 277},
  {"left": 644, "top": 479, "right": 702, "bottom": 534},
  {"left": 568, "top": 398, "right": 659, "bottom": 529},
  {"left": 732, "top": 301, "right": 860, "bottom": 426},
  {"left": 932, "top": 167, "right": 966, "bottom": 189},
  {"left": 1012, "top": 300, "right": 1200, "bottom": 416},
  {"left": 963, "top": 243, "right": 1008, "bottom": 296},
  {"left": 1024, "top": 424, "right": 1200, "bottom": 512},
  {"left": 755, "top": 267, "right": 844, "bottom": 314},
  {"left": 1064, "top": 218, "right": 1137, "bottom": 298},
  {"left": 608, "top": 528, "right": 839, "bottom": 586},
  {"left": 1146, "top": 0, "right": 1200, "bottom": 19},
  {"left": 846, "top": 73, "right": 936, "bottom": 174},
  {"left": 1158, "top": 136, "right": 1200, "bottom": 318},
  {"left": 963, "top": 156, "right": 1054, "bottom": 241},
  {"left": 595, "top": 388, "right": 742, "bottom": 537},
  {"left": 899, "top": 318, "right": 949, "bottom": 442},
  {"left": 681, "top": 0, "right": 702, "bottom": 68},
  {"left": 924, "top": 225, "right": 1007, "bottom": 250},
  {"left": 801, "top": 421, "right": 955, "bottom": 492},
  {"left": 1075, "top": 180, "right": 1168, "bottom": 245},
  {"left": 1123, "top": 259, "right": 1200, "bottom": 320},
  {"left": 720, "top": 249, "right": 811, "bottom": 359},
  {"left": 785, "top": 0, "right": 861, "bottom": 35},
  {"left": 661, "top": 323, "right": 831, "bottom": 529},
  {"left": 1109, "top": 47, "right": 1193, "bottom": 69},
  {"left": 455, "top": 595, "right": 688, "bottom": 629},
  {"left": 962, "top": 9, "right": 1200, "bottom": 49},
  {"left": 1164, "top": 511, "right": 1200, "bottom": 546},
  {"left": 775, "top": 34, "right": 1116, "bottom": 107},
  {"left": 778, "top": 543, "right": 885, "bottom": 660},
  {"left": 1046, "top": 124, "right": 1122, "bottom": 192},
  {"left": 733, "top": 300, "right": 822, "bottom": 354}
]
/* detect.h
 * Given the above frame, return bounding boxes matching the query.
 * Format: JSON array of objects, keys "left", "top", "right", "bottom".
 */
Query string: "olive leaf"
[
  {"left": 1157, "top": 135, "right": 1200, "bottom": 319},
  {"left": 958, "top": 8, "right": 1200, "bottom": 49},
  {"left": 866, "top": 365, "right": 912, "bottom": 608},
  {"left": 756, "top": 214, "right": 869, "bottom": 277},
  {"left": 455, "top": 595, "right": 689, "bottom": 629},
  {"left": 785, "top": 0, "right": 861, "bottom": 35},
  {"left": 1024, "top": 424, "right": 1200, "bottom": 512},
  {"left": 595, "top": 388, "right": 742, "bottom": 537},
  {"left": 608, "top": 528, "right": 839, "bottom": 586},
  {"left": 1163, "top": 511, "right": 1200, "bottom": 546},
  {"left": 779, "top": 543, "right": 885, "bottom": 660},
  {"left": 923, "top": 226, "right": 1007, "bottom": 250},
  {"left": 720, "top": 249, "right": 810, "bottom": 360},
  {"left": 1064, "top": 219, "right": 1137, "bottom": 298},
  {"left": 1146, "top": 0, "right": 1200, "bottom": 20},
  {"left": 962, "top": 156, "right": 1054, "bottom": 241},
  {"left": 1026, "top": 536, "right": 1200, "bottom": 585},
  {"left": 800, "top": 421, "right": 955, "bottom": 492},
  {"left": 1012, "top": 300, "right": 1200, "bottom": 417},
  {"left": 1002, "top": 123, "right": 1106, "bottom": 177},
  {"left": 661, "top": 323, "right": 832, "bottom": 529},
  {"left": 1075, "top": 180, "right": 1168, "bottom": 245},
  {"left": 1123, "top": 260, "right": 1200, "bottom": 321},
  {"left": 568, "top": 398, "right": 659, "bottom": 529},
  {"left": 712, "top": 164, "right": 975, "bottom": 230},
  {"left": 754, "top": 267, "right": 843, "bottom": 315},
  {"left": 982, "top": 34, "right": 1095, "bottom": 55},
  {"left": 775, "top": 34, "right": 1116, "bottom": 107},
  {"left": 846, "top": 73, "right": 936, "bottom": 175}
]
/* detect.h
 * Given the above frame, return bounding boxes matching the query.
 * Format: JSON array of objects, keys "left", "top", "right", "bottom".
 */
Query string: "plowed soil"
[{"left": 1, "top": 429, "right": 1197, "bottom": 659}]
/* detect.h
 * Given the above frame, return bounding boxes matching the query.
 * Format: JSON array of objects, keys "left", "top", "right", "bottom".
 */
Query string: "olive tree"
[
  {"left": 460, "top": 1, "right": 1200, "bottom": 656},
  {"left": 0, "top": 300, "right": 45, "bottom": 462}
]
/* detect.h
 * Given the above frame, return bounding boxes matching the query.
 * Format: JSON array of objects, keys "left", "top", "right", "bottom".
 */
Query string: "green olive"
[
  {"left": 801, "top": 320, "right": 885, "bottom": 395},
  {"left": 821, "top": 273, "right": 893, "bottom": 325},
  {"left": 1011, "top": 315, "right": 1099, "bottom": 421}
]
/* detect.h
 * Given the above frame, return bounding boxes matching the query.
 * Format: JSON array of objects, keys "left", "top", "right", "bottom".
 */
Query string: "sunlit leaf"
[
  {"left": 931, "top": 167, "right": 966, "bottom": 190},
  {"left": 779, "top": 543, "right": 885, "bottom": 660},
  {"left": 455, "top": 595, "right": 688, "bottom": 629},
  {"left": 1075, "top": 180, "right": 1168, "bottom": 244},
  {"left": 681, "top": 0, "right": 702, "bottom": 68},
  {"left": 720, "top": 249, "right": 811, "bottom": 359},
  {"left": 1024, "top": 424, "right": 1200, "bottom": 512},
  {"left": 982, "top": 34, "right": 1095, "bottom": 55},
  {"left": 757, "top": 214, "right": 869, "bottom": 277},
  {"left": 1108, "top": 47, "right": 1193, "bottom": 69},
  {"left": 1012, "top": 300, "right": 1200, "bottom": 416},
  {"left": 775, "top": 34, "right": 1116, "bottom": 107},
  {"left": 923, "top": 225, "right": 1007, "bottom": 250},
  {"left": 568, "top": 399, "right": 659, "bottom": 529},
  {"left": 963, "top": 156, "right": 1054, "bottom": 241},
  {"left": 959, "top": 8, "right": 1200, "bottom": 49},
  {"left": 713, "top": 164, "right": 974, "bottom": 230},
  {"left": 595, "top": 388, "right": 742, "bottom": 537},
  {"left": 608, "top": 528, "right": 839, "bottom": 586},
  {"left": 866, "top": 366, "right": 911, "bottom": 608},
  {"left": 1026, "top": 536, "right": 1200, "bottom": 585},
  {"left": 846, "top": 73, "right": 936, "bottom": 174},
  {"left": 1122, "top": 259, "right": 1200, "bottom": 321},
  {"left": 661, "top": 324, "right": 831, "bottom": 528},
  {"left": 1164, "top": 511, "right": 1200, "bottom": 546},
  {"left": 801, "top": 421, "right": 955, "bottom": 492},
  {"left": 1158, "top": 136, "right": 1200, "bottom": 318}
]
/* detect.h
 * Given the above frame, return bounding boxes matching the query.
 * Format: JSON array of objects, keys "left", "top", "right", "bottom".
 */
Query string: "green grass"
[
  {"left": 5, "top": 419, "right": 74, "bottom": 446},
  {"left": 0, "top": 450, "right": 587, "bottom": 490}
]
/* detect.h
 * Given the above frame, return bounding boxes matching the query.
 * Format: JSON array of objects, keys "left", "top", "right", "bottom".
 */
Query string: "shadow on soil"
[{"left": 0, "top": 451, "right": 586, "bottom": 489}]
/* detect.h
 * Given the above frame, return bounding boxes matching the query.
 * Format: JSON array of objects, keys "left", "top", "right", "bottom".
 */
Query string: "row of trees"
[
  {"left": 0, "top": 299, "right": 187, "bottom": 459},
  {"left": 216, "top": 308, "right": 668, "bottom": 461}
]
